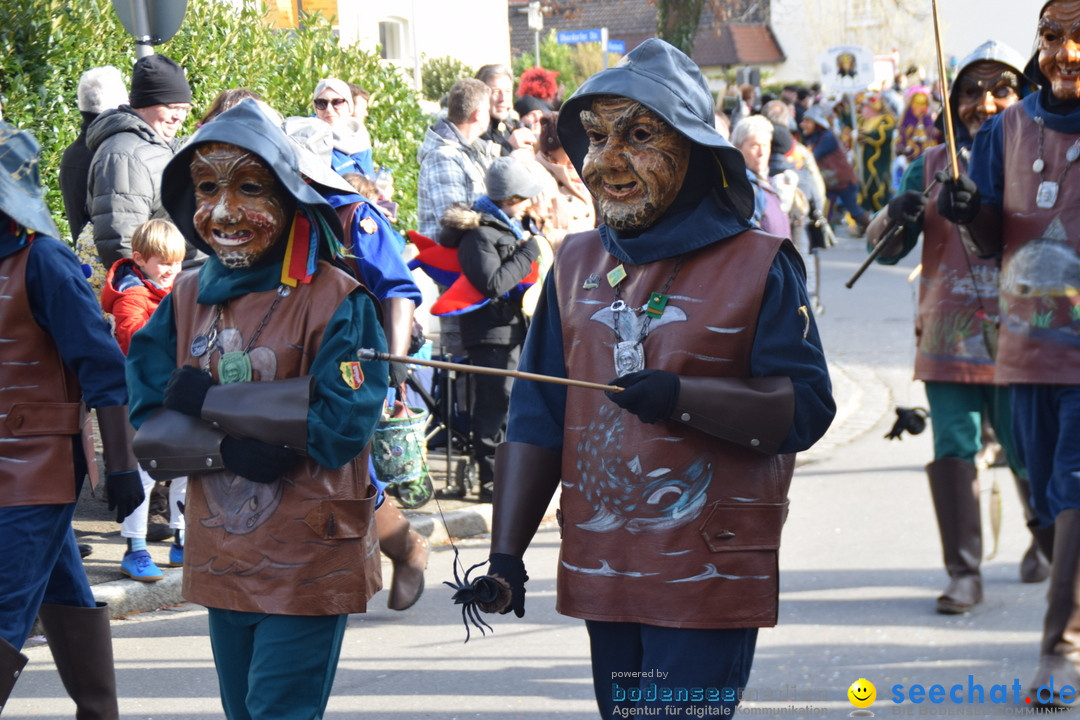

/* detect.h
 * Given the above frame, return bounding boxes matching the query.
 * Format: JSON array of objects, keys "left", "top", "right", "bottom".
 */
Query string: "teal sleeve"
[
  {"left": 126, "top": 293, "right": 179, "bottom": 429},
  {"left": 306, "top": 289, "right": 388, "bottom": 468},
  {"left": 875, "top": 154, "right": 926, "bottom": 266}
]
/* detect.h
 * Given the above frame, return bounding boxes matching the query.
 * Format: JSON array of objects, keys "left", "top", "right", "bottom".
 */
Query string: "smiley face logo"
[{"left": 848, "top": 678, "right": 876, "bottom": 709}]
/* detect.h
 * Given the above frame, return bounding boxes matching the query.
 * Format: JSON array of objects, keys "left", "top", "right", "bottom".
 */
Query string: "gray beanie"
[{"left": 485, "top": 156, "right": 544, "bottom": 201}]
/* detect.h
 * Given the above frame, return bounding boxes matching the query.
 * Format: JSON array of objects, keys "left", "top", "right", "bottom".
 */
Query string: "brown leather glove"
[
  {"left": 480, "top": 442, "right": 561, "bottom": 615},
  {"left": 96, "top": 405, "right": 143, "bottom": 521}
]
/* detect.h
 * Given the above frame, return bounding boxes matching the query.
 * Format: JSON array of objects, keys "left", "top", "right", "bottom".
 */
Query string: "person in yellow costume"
[{"left": 857, "top": 93, "right": 896, "bottom": 213}]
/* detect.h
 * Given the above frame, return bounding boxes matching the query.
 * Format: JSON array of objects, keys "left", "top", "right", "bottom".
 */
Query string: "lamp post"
[
  {"left": 527, "top": 1, "right": 543, "bottom": 66},
  {"left": 112, "top": 0, "right": 187, "bottom": 58}
]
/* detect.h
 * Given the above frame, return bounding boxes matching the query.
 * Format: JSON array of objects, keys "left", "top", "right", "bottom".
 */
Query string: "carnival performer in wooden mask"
[
  {"left": 475, "top": 39, "right": 835, "bottom": 719},
  {"left": 126, "top": 99, "right": 388, "bottom": 720},
  {"left": 939, "top": 0, "right": 1080, "bottom": 706},
  {"left": 865, "top": 40, "right": 1048, "bottom": 617}
]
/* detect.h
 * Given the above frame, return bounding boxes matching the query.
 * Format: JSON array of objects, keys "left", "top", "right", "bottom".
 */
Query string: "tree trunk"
[{"left": 656, "top": 0, "right": 706, "bottom": 56}]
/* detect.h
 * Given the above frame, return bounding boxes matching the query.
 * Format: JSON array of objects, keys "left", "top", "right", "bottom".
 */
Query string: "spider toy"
[{"left": 443, "top": 552, "right": 507, "bottom": 642}]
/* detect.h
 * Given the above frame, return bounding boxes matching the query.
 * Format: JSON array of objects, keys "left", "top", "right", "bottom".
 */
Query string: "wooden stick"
[
  {"left": 846, "top": 223, "right": 904, "bottom": 289},
  {"left": 845, "top": 175, "right": 942, "bottom": 289},
  {"left": 357, "top": 349, "right": 623, "bottom": 393},
  {"left": 931, "top": 0, "right": 960, "bottom": 180}
]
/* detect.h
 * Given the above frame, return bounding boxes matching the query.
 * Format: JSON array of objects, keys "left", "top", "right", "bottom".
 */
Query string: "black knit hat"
[
  {"left": 129, "top": 54, "right": 191, "bottom": 109},
  {"left": 514, "top": 94, "right": 552, "bottom": 117}
]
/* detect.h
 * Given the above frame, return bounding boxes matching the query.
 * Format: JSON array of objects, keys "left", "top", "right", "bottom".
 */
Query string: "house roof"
[
  {"left": 508, "top": 0, "right": 784, "bottom": 68},
  {"left": 696, "top": 23, "right": 785, "bottom": 66}
]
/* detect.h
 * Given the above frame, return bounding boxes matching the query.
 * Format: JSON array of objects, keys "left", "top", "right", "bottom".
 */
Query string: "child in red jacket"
[
  {"left": 101, "top": 219, "right": 185, "bottom": 580},
  {"left": 102, "top": 219, "right": 183, "bottom": 353}
]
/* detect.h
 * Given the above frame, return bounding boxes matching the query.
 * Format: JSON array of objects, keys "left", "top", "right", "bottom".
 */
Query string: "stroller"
[{"left": 402, "top": 354, "right": 480, "bottom": 499}]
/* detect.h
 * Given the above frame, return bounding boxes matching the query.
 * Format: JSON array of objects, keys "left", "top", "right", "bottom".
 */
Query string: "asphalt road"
[{"left": 4, "top": 231, "right": 1057, "bottom": 719}]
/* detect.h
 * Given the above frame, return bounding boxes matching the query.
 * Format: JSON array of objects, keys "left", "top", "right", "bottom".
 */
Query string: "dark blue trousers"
[
  {"left": 829, "top": 184, "right": 868, "bottom": 224},
  {"left": 1011, "top": 384, "right": 1080, "bottom": 526},
  {"left": 0, "top": 501, "right": 95, "bottom": 649},
  {"left": 586, "top": 620, "right": 757, "bottom": 719}
]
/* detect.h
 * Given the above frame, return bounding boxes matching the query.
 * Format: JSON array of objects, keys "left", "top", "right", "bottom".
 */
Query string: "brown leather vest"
[
  {"left": 172, "top": 262, "right": 381, "bottom": 615},
  {"left": 998, "top": 103, "right": 1080, "bottom": 384},
  {"left": 0, "top": 246, "right": 87, "bottom": 507},
  {"left": 914, "top": 145, "right": 999, "bottom": 384},
  {"left": 553, "top": 229, "right": 795, "bottom": 629}
]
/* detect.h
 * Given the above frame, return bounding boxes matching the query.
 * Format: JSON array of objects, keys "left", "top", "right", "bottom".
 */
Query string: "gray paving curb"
[
  {"left": 89, "top": 359, "right": 885, "bottom": 620},
  {"left": 92, "top": 570, "right": 184, "bottom": 619},
  {"left": 409, "top": 503, "right": 493, "bottom": 545}
]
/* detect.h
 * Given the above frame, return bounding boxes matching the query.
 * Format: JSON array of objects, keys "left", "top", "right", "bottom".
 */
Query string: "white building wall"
[
  {"left": 335, "top": 0, "right": 511, "bottom": 89},
  {"left": 770, "top": 0, "right": 1039, "bottom": 87}
]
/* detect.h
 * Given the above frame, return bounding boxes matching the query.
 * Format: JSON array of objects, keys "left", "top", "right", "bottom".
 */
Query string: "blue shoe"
[
  {"left": 120, "top": 550, "right": 163, "bottom": 582},
  {"left": 168, "top": 543, "right": 184, "bottom": 568}
]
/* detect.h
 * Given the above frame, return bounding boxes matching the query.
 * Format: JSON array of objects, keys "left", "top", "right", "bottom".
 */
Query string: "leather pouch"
[
  {"left": 699, "top": 500, "right": 789, "bottom": 552},
  {"left": 5, "top": 402, "right": 80, "bottom": 436},
  {"left": 302, "top": 484, "right": 377, "bottom": 540}
]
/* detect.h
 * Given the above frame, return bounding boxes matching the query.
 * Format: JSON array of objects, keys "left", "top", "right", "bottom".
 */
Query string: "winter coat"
[
  {"left": 100, "top": 258, "right": 169, "bottom": 355},
  {"left": 415, "top": 119, "right": 499, "bottom": 239},
  {"left": 86, "top": 107, "right": 203, "bottom": 268},
  {"left": 58, "top": 113, "right": 96, "bottom": 242},
  {"left": 328, "top": 117, "right": 375, "bottom": 177},
  {"left": 482, "top": 115, "right": 523, "bottom": 155},
  {"left": 439, "top": 203, "right": 539, "bottom": 347}
]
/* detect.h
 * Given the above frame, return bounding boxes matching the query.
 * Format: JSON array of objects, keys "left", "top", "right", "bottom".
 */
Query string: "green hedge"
[
  {"left": 421, "top": 55, "right": 475, "bottom": 103},
  {"left": 0, "top": 0, "right": 429, "bottom": 239}
]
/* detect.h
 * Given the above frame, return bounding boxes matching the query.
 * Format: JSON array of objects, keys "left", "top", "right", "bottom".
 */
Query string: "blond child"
[{"left": 101, "top": 219, "right": 187, "bottom": 580}]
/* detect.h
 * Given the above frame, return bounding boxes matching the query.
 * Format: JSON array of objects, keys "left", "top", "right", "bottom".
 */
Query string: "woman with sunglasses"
[{"left": 312, "top": 77, "right": 375, "bottom": 179}]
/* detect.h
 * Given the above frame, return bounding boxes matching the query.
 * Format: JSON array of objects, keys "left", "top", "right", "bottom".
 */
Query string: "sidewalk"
[{"left": 72, "top": 356, "right": 880, "bottom": 620}]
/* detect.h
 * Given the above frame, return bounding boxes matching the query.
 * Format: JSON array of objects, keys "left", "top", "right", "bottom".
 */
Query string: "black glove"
[
  {"left": 887, "top": 191, "right": 927, "bottom": 225},
  {"left": 605, "top": 370, "right": 681, "bottom": 424},
  {"left": 221, "top": 436, "right": 300, "bottom": 484},
  {"left": 164, "top": 365, "right": 214, "bottom": 418},
  {"left": 407, "top": 320, "right": 427, "bottom": 356},
  {"left": 519, "top": 235, "right": 540, "bottom": 261},
  {"left": 487, "top": 553, "right": 528, "bottom": 618},
  {"left": 105, "top": 470, "right": 144, "bottom": 523},
  {"left": 936, "top": 175, "right": 981, "bottom": 225},
  {"left": 389, "top": 360, "right": 410, "bottom": 388},
  {"left": 884, "top": 406, "right": 929, "bottom": 440}
]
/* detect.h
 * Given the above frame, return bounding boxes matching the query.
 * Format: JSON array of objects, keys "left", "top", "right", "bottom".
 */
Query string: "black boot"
[
  {"left": 38, "top": 602, "right": 119, "bottom": 720},
  {"left": 1013, "top": 475, "right": 1051, "bottom": 583},
  {"left": 0, "top": 635, "right": 28, "bottom": 713},
  {"left": 1031, "top": 521, "right": 1055, "bottom": 564},
  {"left": 927, "top": 458, "right": 983, "bottom": 614},
  {"left": 1030, "top": 509, "right": 1080, "bottom": 707}
]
